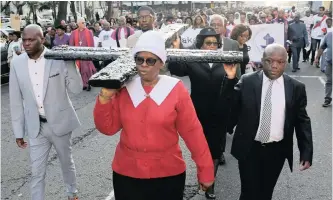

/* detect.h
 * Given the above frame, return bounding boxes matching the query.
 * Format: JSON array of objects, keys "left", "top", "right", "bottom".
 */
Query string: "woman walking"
[{"left": 94, "top": 31, "right": 215, "bottom": 200}]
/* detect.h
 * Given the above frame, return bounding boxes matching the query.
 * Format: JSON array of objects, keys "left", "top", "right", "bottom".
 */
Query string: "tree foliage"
[{"left": 55, "top": 1, "right": 68, "bottom": 27}]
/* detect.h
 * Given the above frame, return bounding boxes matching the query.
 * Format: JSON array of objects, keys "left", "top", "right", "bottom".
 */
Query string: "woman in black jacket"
[
  {"left": 230, "top": 24, "right": 252, "bottom": 75},
  {"left": 169, "top": 27, "right": 235, "bottom": 199}
]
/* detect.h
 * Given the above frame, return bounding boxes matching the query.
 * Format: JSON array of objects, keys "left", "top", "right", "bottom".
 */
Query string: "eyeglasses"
[
  {"left": 135, "top": 56, "right": 159, "bottom": 66},
  {"left": 204, "top": 41, "right": 218, "bottom": 46}
]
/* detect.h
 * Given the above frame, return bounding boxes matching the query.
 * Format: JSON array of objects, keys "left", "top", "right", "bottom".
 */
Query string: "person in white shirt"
[
  {"left": 7, "top": 31, "right": 23, "bottom": 65},
  {"left": 110, "top": 16, "right": 134, "bottom": 48},
  {"left": 310, "top": 6, "right": 327, "bottom": 66},
  {"left": 319, "top": 17, "right": 332, "bottom": 72},
  {"left": 9, "top": 24, "right": 82, "bottom": 200},
  {"left": 98, "top": 22, "right": 113, "bottom": 48},
  {"left": 301, "top": 10, "right": 313, "bottom": 62},
  {"left": 98, "top": 22, "right": 114, "bottom": 68},
  {"left": 127, "top": 6, "right": 155, "bottom": 48}
]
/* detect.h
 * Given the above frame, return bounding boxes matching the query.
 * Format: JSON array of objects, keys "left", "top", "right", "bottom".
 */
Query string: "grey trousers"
[
  {"left": 320, "top": 51, "right": 327, "bottom": 72},
  {"left": 28, "top": 122, "right": 77, "bottom": 200},
  {"left": 291, "top": 46, "right": 301, "bottom": 69},
  {"left": 325, "top": 62, "right": 332, "bottom": 99}
]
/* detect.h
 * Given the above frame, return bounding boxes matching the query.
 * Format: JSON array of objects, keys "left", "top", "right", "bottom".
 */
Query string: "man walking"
[
  {"left": 9, "top": 24, "right": 82, "bottom": 200},
  {"left": 229, "top": 44, "right": 313, "bottom": 200},
  {"left": 288, "top": 13, "right": 309, "bottom": 72},
  {"left": 315, "top": 32, "right": 332, "bottom": 107}
]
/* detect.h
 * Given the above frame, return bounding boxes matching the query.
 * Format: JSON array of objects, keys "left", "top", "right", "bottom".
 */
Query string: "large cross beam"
[{"left": 45, "top": 24, "right": 243, "bottom": 89}]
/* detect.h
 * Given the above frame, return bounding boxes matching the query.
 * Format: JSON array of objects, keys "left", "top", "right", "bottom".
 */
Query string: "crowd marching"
[{"left": 7, "top": 3, "right": 332, "bottom": 200}]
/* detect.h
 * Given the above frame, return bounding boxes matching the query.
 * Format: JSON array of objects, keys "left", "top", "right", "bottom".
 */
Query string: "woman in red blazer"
[{"left": 93, "top": 31, "right": 215, "bottom": 200}]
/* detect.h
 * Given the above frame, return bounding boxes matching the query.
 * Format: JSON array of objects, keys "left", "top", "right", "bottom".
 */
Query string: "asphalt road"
[{"left": 1, "top": 61, "right": 331, "bottom": 200}]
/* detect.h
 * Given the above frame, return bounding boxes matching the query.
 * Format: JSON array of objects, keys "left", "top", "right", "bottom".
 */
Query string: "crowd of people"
[{"left": 7, "top": 3, "right": 331, "bottom": 200}]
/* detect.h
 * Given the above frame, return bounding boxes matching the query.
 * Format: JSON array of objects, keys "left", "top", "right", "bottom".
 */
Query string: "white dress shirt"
[
  {"left": 28, "top": 48, "right": 46, "bottom": 116},
  {"left": 255, "top": 73, "right": 285, "bottom": 143}
]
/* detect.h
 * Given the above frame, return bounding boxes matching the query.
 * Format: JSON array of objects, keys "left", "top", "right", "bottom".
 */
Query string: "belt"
[
  {"left": 254, "top": 140, "right": 282, "bottom": 147},
  {"left": 39, "top": 115, "right": 47, "bottom": 123}
]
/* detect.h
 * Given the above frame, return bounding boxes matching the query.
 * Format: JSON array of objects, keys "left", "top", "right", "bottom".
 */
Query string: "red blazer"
[{"left": 94, "top": 76, "right": 214, "bottom": 183}]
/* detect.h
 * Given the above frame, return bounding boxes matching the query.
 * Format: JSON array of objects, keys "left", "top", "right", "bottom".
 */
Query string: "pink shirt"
[{"left": 94, "top": 76, "right": 214, "bottom": 182}]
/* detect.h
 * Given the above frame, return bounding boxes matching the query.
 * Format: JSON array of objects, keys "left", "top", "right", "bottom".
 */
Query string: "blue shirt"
[{"left": 320, "top": 32, "right": 332, "bottom": 64}]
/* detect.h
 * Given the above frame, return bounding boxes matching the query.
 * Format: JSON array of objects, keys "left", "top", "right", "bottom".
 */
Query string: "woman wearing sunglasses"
[
  {"left": 93, "top": 31, "right": 216, "bottom": 200},
  {"left": 168, "top": 27, "right": 238, "bottom": 199}
]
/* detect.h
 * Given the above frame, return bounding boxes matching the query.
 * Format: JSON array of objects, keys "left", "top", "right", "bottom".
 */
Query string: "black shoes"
[
  {"left": 205, "top": 191, "right": 216, "bottom": 199},
  {"left": 219, "top": 153, "right": 226, "bottom": 165},
  {"left": 323, "top": 98, "right": 332, "bottom": 107},
  {"left": 83, "top": 85, "right": 91, "bottom": 91}
]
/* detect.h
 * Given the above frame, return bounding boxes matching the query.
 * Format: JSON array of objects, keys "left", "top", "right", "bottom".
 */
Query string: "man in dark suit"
[
  {"left": 228, "top": 43, "right": 313, "bottom": 200},
  {"left": 288, "top": 12, "right": 309, "bottom": 72}
]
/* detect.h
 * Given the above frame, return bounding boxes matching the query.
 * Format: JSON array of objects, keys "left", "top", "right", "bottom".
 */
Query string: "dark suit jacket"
[
  {"left": 181, "top": 37, "right": 241, "bottom": 78},
  {"left": 288, "top": 22, "right": 308, "bottom": 48},
  {"left": 228, "top": 71, "right": 313, "bottom": 171},
  {"left": 168, "top": 62, "right": 234, "bottom": 158}
]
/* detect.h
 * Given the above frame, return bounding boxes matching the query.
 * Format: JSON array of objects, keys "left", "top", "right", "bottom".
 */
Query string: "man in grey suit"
[
  {"left": 9, "top": 24, "right": 82, "bottom": 200},
  {"left": 288, "top": 12, "right": 309, "bottom": 72}
]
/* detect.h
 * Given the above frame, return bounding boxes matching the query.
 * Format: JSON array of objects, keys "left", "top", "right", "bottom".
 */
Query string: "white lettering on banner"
[
  {"left": 180, "top": 28, "right": 202, "bottom": 48},
  {"left": 246, "top": 24, "right": 285, "bottom": 62}
]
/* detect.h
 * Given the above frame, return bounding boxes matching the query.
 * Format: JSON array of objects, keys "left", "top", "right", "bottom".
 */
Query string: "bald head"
[
  {"left": 262, "top": 44, "right": 287, "bottom": 80},
  {"left": 24, "top": 24, "right": 43, "bottom": 37},
  {"left": 263, "top": 44, "right": 287, "bottom": 59},
  {"left": 22, "top": 24, "right": 45, "bottom": 58}
]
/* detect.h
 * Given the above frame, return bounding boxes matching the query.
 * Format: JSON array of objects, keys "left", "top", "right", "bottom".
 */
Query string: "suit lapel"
[
  {"left": 22, "top": 54, "right": 38, "bottom": 103},
  {"left": 43, "top": 59, "right": 52, "bottom": 101},
  {"left": 202, "top": 63, "right": 212, "bottom": 73},
  {"left": 283, "top": 73, "right": 293, "bottom": 128},
  {"left": 254, "top": 71, "right": 263, "bottom": 117}
]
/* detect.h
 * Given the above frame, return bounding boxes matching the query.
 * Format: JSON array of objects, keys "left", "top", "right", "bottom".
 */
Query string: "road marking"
[
  {"left": 105, "top": 190, "right": 114, "bottom": 200},
  {"left": 288, "top": 75, "right": 326, "bottom": 86},
  {"left": 289, "top": 75, "right": 321, "bottom": 78},
  {"left": 318, "top": 77, "right": 326, "bottom": 86}
]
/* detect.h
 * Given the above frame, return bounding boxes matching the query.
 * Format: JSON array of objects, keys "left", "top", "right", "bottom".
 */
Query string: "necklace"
[{"left": 78, "top": 29, "right": 84, "bottom": 46}]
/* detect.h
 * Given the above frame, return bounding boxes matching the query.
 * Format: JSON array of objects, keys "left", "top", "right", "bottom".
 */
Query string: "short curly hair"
[{"left": 230, "top": 24, "right": 252, "bottom": 41}]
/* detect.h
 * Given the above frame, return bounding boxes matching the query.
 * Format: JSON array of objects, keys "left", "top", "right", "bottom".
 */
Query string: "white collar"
[
  {"left": 126, "top": 75, "right": 180, "bottom": 108},
  {"left": 28, "top": 47, "right": 47, "bottom": 62},
  {"left": 263, "top": 72, "right": 284, "bottom": 85}
]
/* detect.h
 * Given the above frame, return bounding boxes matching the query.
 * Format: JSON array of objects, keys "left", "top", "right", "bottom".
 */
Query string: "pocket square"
[{"left": 49, "top": 73, "right": 60, "bottom": 78}]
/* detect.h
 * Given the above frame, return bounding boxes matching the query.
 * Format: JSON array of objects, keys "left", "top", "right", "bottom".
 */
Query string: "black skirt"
[{"left": 113, "top": 171, "right": 186, "bottom": 200}]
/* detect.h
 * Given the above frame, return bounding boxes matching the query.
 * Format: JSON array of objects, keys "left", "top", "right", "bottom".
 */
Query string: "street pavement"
[{"left": 1, "top": 61, "right": 331, "bottom": 200}]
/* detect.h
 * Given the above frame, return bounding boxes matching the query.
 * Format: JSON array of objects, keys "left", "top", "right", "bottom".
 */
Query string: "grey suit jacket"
[
  {"left": 288, "top": 22, "right": 308, "bottom": 48},
  {"left": 9, "top": 50, "right": 83, "bottom": 139}
]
